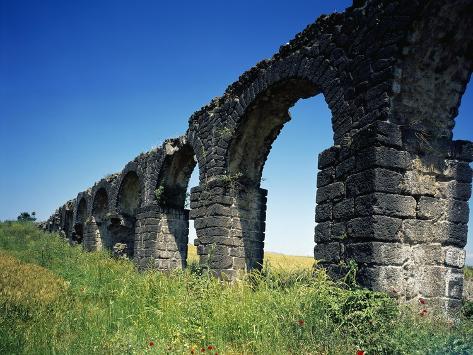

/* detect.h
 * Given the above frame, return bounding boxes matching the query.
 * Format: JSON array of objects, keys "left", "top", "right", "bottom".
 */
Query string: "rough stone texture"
[{"left": 42, "top": 0, "right": 473, "bottom": 314}]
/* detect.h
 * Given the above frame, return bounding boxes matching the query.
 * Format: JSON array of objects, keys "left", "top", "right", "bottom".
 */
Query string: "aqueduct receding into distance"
[{"left": 43, "top": 0, "right": 472, "bottom": 312}]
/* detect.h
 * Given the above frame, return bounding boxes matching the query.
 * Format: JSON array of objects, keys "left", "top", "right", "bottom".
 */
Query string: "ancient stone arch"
[
  {"left": 84, "top": 181, "right": 116, "bottom": 251},
  {"left": 43, "top": 0, "right": 472, "bottom": 312},
  {"left": 106, "top": 168, "right": 142, "bottom": 258},
  {"left": 135, "top": 137, "right": 198, "bottom": 270}
]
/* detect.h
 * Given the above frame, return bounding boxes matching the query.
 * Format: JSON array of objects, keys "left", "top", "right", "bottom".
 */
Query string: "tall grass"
[
  {"left": 0, "top": 221, "right": 472, "bottom": 354},
  {"left": 465, "top": 265, "right": 473, "bottom": 280}
]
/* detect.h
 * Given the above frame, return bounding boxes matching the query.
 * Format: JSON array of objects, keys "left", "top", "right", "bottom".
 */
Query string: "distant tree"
[{"left": 17, "top": 211, "right": 36, "bottom": 222}]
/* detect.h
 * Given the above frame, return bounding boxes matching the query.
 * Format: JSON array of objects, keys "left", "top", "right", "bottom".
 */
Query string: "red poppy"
[
  {"left": 190, "top": 349, "right": 195, "bottom": 354},
  {"left": 419, "top": 298, "right": 426, "bottom": 305},
  {"left": 298, "top": 319, "right": 304, "bottom": 326},
  {"left": 420, "top": 309, "right": 427, "bottom": 316},
  {"left": 208, "top": 345, "right": 214, "bottom": 350},
  {"left": 357, "top": 350, "right": 365, "bottom": 355},
  {"left": 149, "top": 341, "right": 155, "bottom": 347},
  {"left": 200, "top": 348, "right": 205, "bottom": 353}
]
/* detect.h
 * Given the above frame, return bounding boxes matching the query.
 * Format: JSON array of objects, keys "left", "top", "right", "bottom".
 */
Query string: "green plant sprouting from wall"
[{"left": 154, "top": 185, "right": 165, "bottom": 205}]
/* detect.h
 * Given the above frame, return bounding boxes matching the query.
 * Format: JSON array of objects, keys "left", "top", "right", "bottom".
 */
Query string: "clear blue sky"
[{"left": 1, "top": 0, "right": 472, "bottom": 264}]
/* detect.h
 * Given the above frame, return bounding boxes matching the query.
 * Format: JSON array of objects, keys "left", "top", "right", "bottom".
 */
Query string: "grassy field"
[
  {"left": 466, "top": 265, "right": 473, "bottom": 280},
  {"left": 0, "top": 222, "right": 472, "bottom": 354}
]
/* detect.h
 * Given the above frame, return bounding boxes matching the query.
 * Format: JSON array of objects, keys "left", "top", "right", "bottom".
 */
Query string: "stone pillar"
[
  {"left": 314, "top": 121, "right": 472, "bottom": 313},
  {"left": 83, "top": 217, "right": 111, "bottom": 252},
  {"left": 190, "top": 179, "right": 267, "bottom": 279},
  {"left": 83, "top": 218, "right": 100, "bottom": 252},
  {"left": 395, "top": 140, "right": 472, "bottom": 311},
  {"left": 135, "top": 206, "right": 189, "bottom": 271}
]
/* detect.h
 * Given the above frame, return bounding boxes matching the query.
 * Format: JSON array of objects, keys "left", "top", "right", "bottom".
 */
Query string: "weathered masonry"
[{"left": 43, "top": 0, "right": 472, "bottom": 313}]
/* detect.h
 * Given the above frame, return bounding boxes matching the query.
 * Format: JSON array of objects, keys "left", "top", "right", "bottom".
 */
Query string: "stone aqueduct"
[{"left": 44, "top": 0, "right": 473, "bottom": 311}]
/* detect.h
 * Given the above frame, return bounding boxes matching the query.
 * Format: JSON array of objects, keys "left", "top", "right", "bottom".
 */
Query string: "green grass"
[
  {"left": 0, "top": 221, "right": 472, "bottom": 354},
  {"left": 465, "top": 265, "right": 473, "bottom": 280}
]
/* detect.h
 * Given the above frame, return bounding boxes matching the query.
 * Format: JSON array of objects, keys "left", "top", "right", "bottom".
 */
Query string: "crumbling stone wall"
[{"left": 43, "top": 0, "right": 472, "bottom": 313}]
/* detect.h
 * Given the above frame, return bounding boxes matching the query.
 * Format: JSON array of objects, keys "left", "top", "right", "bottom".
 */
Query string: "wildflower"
[
  {"left": 419, "top": 297, "right": 426, "bottom": 305},
  {"left": 190, "top": 349, "right": 195, "bottom": 354},
  {"left": 201, "top": 348, "right": 205, "bottom": 353},
  {"left": 149, "top": 341, "right": 154, "bottom": 347},
  {"left": 357, "top": 351, "right": 365, "bottom": 355},
  {"left": 420, "top": 309, "right": 427, "bottom": 316},
  {"left": 298, "top": 319, "right": 304, "bottom": 326},
  {"left": 208, "top": 345, "right": 214, "bottom": 350}
]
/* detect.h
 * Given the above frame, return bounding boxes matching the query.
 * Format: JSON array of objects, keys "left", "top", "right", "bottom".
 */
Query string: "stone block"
[
  {"left": 442, "top": 161, "right": 472, "bottom": 183},
  {"left": 232, "top": 257, "right": 248, "bottom": 270},
  {"left": 333, "top": 198, "right": 354, "bottom": 219},
  {"left": 345, "top": 242, "right": 409, "bottom": 266},
  {"left": 410, "top": 244, "right": 442, "bottom": 266},
  {"left": 417, "top": 197, "right": 445, "bottom": 220},
  {"left": 347, "top": 215, "right": 403, "bottom": 242},
  {"left": 206, "top": 204, "right": 232, "bottom": 216},
  {"left": 445, "top": 268, "right": 464, "bottom": 300},
  {"left": 318, "top": 146, "right": 340, "bottom": 169},
  {"left": 201, "top": 254, "right": 234, "bottom": 269},
  {"left": 229, "top": 247, "right": 246, "bottom": 258},
  {"left": 400, "top": 170, "right": 438, "bottom": 196},
  {"left": 346, "top": 168, "right": 403, "bottom": 196},
  {"left": 417, "top": 266, "right": 448, "bottom": 298},
  {"left": 437, "top": 221, "right": 468, "bottom": 247},
  {"left": 402, "top": 219, "right": 435, "bottom": 244},
  {"left": 357, "top": 265, "right": 404, "bottom": 294},
  {"left": 351, "top": 121, "right": 402, "bottom": 150},
  {"left": 416, "top": 197, "right": 468, "bottom": 223},
  {"left": 315, "top": 203, "right": 332, "bottom": 222},
  {"left": 317, "top": 167, "right": 335, "bottom": 187},
  {"left": 356, "top": 146, "right": 410, "bottom": 171},
  {"left": 450, "top": 140, "right": 473, "bottom": 162},
  {"left": 316, "top": 182, "right": 345, "bottom": 203},
  {"left": 355, "top": 193, "right": 416, "bottom": 218},
  {"left": 314, "top": 222, "right": 331, "bottom": 242},
  {"left": 335, "top": 157, "right": 356, "bottom": 178},
  {"left": 443, "top": 246, "right": 465, "bottom": 268},
  {"left": 221, "top": 237, "right": 245, "bottom": 247},
  {"left": 331, "top": 222, "right": 347, "bottom": 239},
  {"left": 435, "top": 181, "right": 472, "bottom": 201},
  {"left": 314, "top": 242, "right": 342, "bottom": 262}
]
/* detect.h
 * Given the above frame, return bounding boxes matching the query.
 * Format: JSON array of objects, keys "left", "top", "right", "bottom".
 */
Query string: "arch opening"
[
  {"left": 154, "top": 141, "right": 198, "bottom": 269},
  {"left": 117, "top": 171, "right": 141, "bottom": 217},
  {"left": 92, "top": 187, "right": 111, "bottom": 250},
  {"left": 157, "top": 143, "right": 197, "bottom": 209},
  {"left": 229, "top": 78, "right": 319, "bottom": 186},
  {"left": 111, "top": 171, "right": 142, "bottom": 258},
  {"left": 92, "top": 188, "right": 109, "bottom": 220},
  {"left": 73, "top": 198, "right": 87, "bottom": 244},
  {"left": 64, "top": 209, "right": 73, "bottom": 240},
  {"left": 227, "top": 78, "right": 328, "bottom": 271},
  {"left": 261, "top": 94, "right": 333, "bottom": 270}
]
